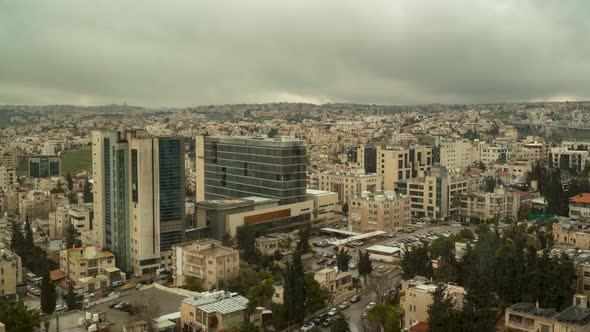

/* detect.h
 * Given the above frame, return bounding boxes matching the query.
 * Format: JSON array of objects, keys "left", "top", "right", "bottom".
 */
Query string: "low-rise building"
[
  {"left": 0, "top": 249, "right": 22, "bottom": 300},
  {"left": 317, "top": 170, "right": 382, "bottom": 205},
  {"left": 553, "top": 219, "right": 590, "bottom": 250},
  {"left": 19, "top": 190, "right": 69, "bottom": 220},
  {"left": 306, "top": 189, "right": 340, "bottom": 227},
  {"left": 570, "top": 193, "right": 590, "bottom": 221},
  {"left": 48, "top": 203, "right": 94, "bottom": 240},
  {"left": 505, "top": 295, "right": 590, "bottom": 332},
  {"left": 349, "top": 191, "right": 411, "bottom": 233},
  {"left": 314, "top": 267, "right": 353, "bottom": 299},
  {"left": 171, "top": 239, "right": 239, "bottom": 290},
  {"left": 181, "top": 291, "right": 269, "bottom": 332},
  {"left": 59, "top": 246, "right": 116, "bottom": 290},
  {"left": 459, "top": 187, "right": 520, "bottom": 222},
  {"left": 255, "top": 233, "right": 293, "bottom": 256},
  {"left": 551, "top": 147, "right": 589, "bottom": 173},
  {"left": 400, "top": 276, "right": 465, "bottom": 329}
]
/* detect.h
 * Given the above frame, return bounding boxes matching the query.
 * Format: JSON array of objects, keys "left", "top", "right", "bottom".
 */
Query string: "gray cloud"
[{"left": 1, "top": 0, "right": 589, "bottom": 106}]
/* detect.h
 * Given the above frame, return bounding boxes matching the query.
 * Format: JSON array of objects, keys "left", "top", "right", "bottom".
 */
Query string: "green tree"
[
  {"left": 9, "top": 219, "right": 24, "bottom": 257},
  {"left": 304, "top": 272, "right": 330, "bottom": 316},
  {"left": 40, "top": 262, "right": 57, "bottom": 314},
  {"left": 221, "top": 233, "right": 235, "bottom": 247},
  {"left": 336, "top": 248, "right": 351, "bottom": 272},
  {"left": 64, "top": 224, "right": 82, "bottom": 248},
  {"left": 51, "top": 179, "right": 65, "bottom": 194},
  {"left": 65, "top": 280, "right": 80, "bottom": 310},
  {"left": 236, "top": 224, "right": 259, "bottom": 264},
  {"left": 367, "top": 304, "right": 401, "bottom": 332},
  {"left": 427, "top": 284, "right": 460, "bottom": 332},
  {"left": 82, "top": 181, "right": 93, "bottom": 203},
  {"left": 341, "top": 202, "right": 349, "bottom": 216},
  {"left": 461, "top": 272, "right": 498, "bottom": 332},
  {"left": 67, "top": 191, "right": 78, "bottom": 204},
  {"left": 296, "top": 224, "right": 311, "bottom": 254},
  {"left": 283, "top": 248, "right": 306, "bottom": 324},
  {"left": 24, "top": 216, "right": 34, "bottom": 248},
  {"left": 0, "top": 300, "right": 40, "bottom": 332},
  {"left": 66, "top": 172, "right": 74, "bottom": 191},
  {"left": 330, "top": 313, "right": 351, "bottom": 332},
  {"left": 358, "top": 250, "right": 373, "bottom": 277},
  {"left": 483, "top": 176, "right": 496, "bottom": 193},
  {"left": 458, "top": 228, "right": 475, "bottom": 241},
  {"left": 401, "top": 244, "right": 433, "bottom": 280},
  {"left": 185, "top": 276, "right": 203, "bottom": 292}
]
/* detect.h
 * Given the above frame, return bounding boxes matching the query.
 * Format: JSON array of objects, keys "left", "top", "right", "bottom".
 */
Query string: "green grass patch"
[
  {"left": 61, "top": 148, "right": 92, "bottom": 175},
  {"left": 417, "top": 135, "right": 436, "bottom": 146}
]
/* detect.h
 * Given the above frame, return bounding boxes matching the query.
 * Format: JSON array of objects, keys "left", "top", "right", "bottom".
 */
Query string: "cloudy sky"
[{"left": 1, "top": 1, "right": 589, "bottom": 107}]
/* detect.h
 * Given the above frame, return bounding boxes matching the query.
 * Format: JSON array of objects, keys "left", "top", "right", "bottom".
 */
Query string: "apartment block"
[
  {"left": 435, "top": 138, "right": 479, "bottom": 172},
  {"left": 398, "top": 165, "right": 468, "bottom": 220},
  {"left": 480, "top": 144, "right": 511, "bottom": 165},
  {"left": 505, "top": 295, "right": 590, "bottom": 332},
  {"left": 196, "top": 135, "right": 306, "bottom": 205},
  {"left": 0, "top": 166, "right": 15, "bottom": 191},
  {"left": 553, "top": 219, "right": 590, "bottom": 250},
  {"left": 349, "top": 191, "right": 411, "bottom": 233},
  {"left": 317, "top": 170, "right": 382, "bottom": 205},
  {"left": 570, "top": 193, "right": 590, "bottom": 221},
  {"left": 400, "top": 277, "right": 465, "bottom": 329},
  {"left": 171, "top": 239, "right": 239, "bottom": 290},
  {"left": 0, "top": 249, "right": 22, "bottom": 300},
  {"left": 19, "top": 191, "right": 69, "bottom": 219},
  {"left": 49, "top": 203, "right": 94, "bottom": 241},
  {"left": 306, "top": 189, "right": 340, "bottom": 227},
  {"left": 314, "top": 268, "right": 353, "bottom": 299},
  {"left": 28, "top": 156, "right": 60, "bottom": 178},
  {"left": 459, "top": 188, "right": 520, "bottom": 222},
  {"left": 551, "top": 147, "right": 589, "bottom": 173},
  {"left": 59, "top": 246, "right": 115, "bottom": 289},
  {"left": 376, "top": 145, "right": 432, "bottom": 191}
]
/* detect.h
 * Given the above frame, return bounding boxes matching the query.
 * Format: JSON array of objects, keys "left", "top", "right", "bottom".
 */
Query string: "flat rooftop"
[
  {"left": 206, "top": 135, "right": 304, "bottom": 147},
  {"left": 195, "top": 199, "right": 253, "bottom": 210},
  {"left": 306, "top": 189, "right": 335, "bottom": 196}
]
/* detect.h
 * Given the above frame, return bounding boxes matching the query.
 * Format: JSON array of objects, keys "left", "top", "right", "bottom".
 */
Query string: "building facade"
[
  {"left": 196, "top": 135, "right": 306, "bottom": 205},
  {"left": 0, "top": 249, "right": 22, "bottom": 300},
  {"left": 459, "top": 188, "right": 520, "bottom": 222},
  {"left": 28, "top": 156, "right": 60, "bottom": 178},
  {"left": 317, "top": 171, "right": 382, "bottom": 205},
  {"left": 59, "top": 246, "right": 115, "bottom": 287},
  {"left": 570, "top": 193, "right": 590, "bottom": 221},
  {"left": 349, "top": 191, "right": 411, "bottom": 233},
  {"left": 376, "top": 145, "right": 432, "bottom": 192}
]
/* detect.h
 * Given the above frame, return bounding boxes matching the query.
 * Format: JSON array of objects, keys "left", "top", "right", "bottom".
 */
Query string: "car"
[
  {"left": 361, "top": 310, "right": 369, "bottom": 320},
  {"left": 140, "top": 279, "right": 152, "bottom": 285},
  {"left": 338, "top": 301, "right": 350, "bottom": 310},
  {"left": 132, "top": 272, "right": 141, "bottom": 278},
  {"left": 348, "top": 262, "right": 358, "bottom": 269},
  {"left": 366, "top": 301, "right": 377, "bottom": 310},
  {"left": 115, "top": 301, "right": 130, "bottom": 310},
  {"left": 313, "top": 314, "right": 328, "bottom": 325},
  {"left": 136, "top": 284, "right": 143, "bottom": 290},
  {"left": 55, "top": 304, "right": 67, "bottom": 312},
  {"left": 322, "top": 318, "right": 333, "bottom": 327},
  {"left": 300, "top": 322, "right": 315, "bottom": 331},
  {"left": 83, "top": 293, "right": 95, "bottom": 299},
  {"left": 108, "top": 291, "right": 119, "bottom": 297},
  {"left": 327, "top": 308, "right": 338, "bottom": 316},
  {"left": 350, "top": 295, "right": 361, "bottom": 303},
  {"left": 109, "top": 301, "right": 122, "bottom": 308}
]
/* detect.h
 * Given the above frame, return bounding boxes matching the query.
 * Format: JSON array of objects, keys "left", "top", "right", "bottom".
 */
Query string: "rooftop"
[
  {"left": 183, "top": 291, "right": 248, "bottom": 314},
  {"left": 570, "top": 193, "right": 590, "bottom": 205},
  {"left": 306, "top": 189, "right": 334, "bottom": 196}
]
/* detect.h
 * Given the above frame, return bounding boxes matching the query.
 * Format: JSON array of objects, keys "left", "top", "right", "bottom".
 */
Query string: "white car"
[
  {"left": 348, "top": 262, "right": 358, "bottom": 269},
  {"left": 55, "top": 304, "right": 67, "bottom": 312},
  {"left": 83, "top": 293, "right": 95, "bottom": 299},
  {"left": 366, "top": 301, "right": 377, "bottom": 310},
  {"left": 132, "top": 272, "right": 141, "bottom": 278},
  {"left": 327, "top": 308, "right": 338, "bottom": 316},
  {"left": 300, "top": 322, "right": 315, "bottom": 331}
]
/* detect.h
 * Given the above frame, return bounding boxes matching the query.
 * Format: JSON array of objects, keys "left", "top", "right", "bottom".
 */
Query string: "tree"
[
  {"left": 336, "top": 248, "right": 351, "bottom": 272},
  {"left": 66, "top": 172, "right": 74, "bottom": 191},
  {"left": 236, "top": 224, "right": 259, "bottom": 264},
  {"left": 82, "top": 181, "right": 93, "bottom": 203},
  {"left": 358, "top": 250, "right": 373, "bottom": 277},
  {"left": 64, "top": 224, "right": 82, "bottom": 248},
  {"left": 185, "top": 276, "right": 203, "bottom": 292},
  {"left": 483, "top": 176, "right": 497, "bottom": 193},
  {"left": 51, "top": 180, "right": 65, "bottom": 194},
  {"left": 65, "top": 280, "right": 80, "bottom": 310},
  {"left": 282, "top": 248, "right": 306, "bottom": 324},
  {"left": 267, "top": 128, "right": 279, "bottom": 138},
  {"left": 221, "top": 233, "right": 235, "bottom": 248},
  {"left": 458, "top": 228, "right": 475, "bottom": 241},
  {"left": 296, "top": 224, "right": 311, "bottom": 254},
  {"left": 40, "top": 263, "right": 57, "bottom": 315},
  {"left": 304, "top": 273, "right": 330, "bottom": 316},
  {"left": 461, "top": 272, "right": 498, "bottom": 332},
  {"left": 24, "top": 216, "right": 34, "bottom": 248},
  {"left": 367, "top": 304, "right": 401, "bottom": 332},
  {"left": 330, "top": 313, "right": 351, "bottom": 332},
  {"left": 0, "top": 300, "right": 40, "bottom": 332},
  {"left": 139, "top": 294, "right": 161, "bottom": 332},
  {"left": 67, "top": 191, "right": 78, "bottom": 204},
  {"left": 401, "top": 244, "right": 433, "bottom": 280},
  {"left": 341, "top": 202, "right": 349, "bottom": 216},
  {"left": 9, "top": 219, "right": 24, "bottom": 257},
  {"left": 427, "top": 284, "right": 460, "bottom": 332}
]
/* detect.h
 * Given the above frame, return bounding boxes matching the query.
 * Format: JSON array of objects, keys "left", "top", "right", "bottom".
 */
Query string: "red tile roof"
[
  {"left": 410, "top": 321, "right": 430, "bottom": 332},
  {"left": 570, "top": 193, "right": 590, "bottom": 204}
]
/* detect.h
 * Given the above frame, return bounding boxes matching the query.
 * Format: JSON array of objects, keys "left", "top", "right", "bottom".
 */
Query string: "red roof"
[
  {"left": 410, "top": 321, "right": 430, "bottom": 332},
  {"left": 50, "top": 269, "right": 67, "bottom": 281},
  {"left": 570, "top": 193, "right": 590, "bottom": 204},
  {"left": 467, "top": 170, "right": 480, "bottom": 176}
]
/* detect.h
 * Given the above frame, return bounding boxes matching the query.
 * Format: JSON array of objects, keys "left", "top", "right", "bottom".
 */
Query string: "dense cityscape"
[{"left": 0, "top": 103, "right": 590, "bottom": 332}]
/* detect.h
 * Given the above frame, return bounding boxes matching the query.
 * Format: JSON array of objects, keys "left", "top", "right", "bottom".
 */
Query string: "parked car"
[
  {"left": 132, "top": 272, "right": 141, "bottom": 278},
  {"left": 361, "top": 310, "right": 369, "bottom": 320},
  {"left": 322, "top": 318, "right": 333, "bottom": 327},
  {"left": 108, "top": 291, "right": 119, "bottom": 297},
  {"left": 109, "top": 301, "right": 122, "bottom": 308},
  {"left": 327, "top": 308, "right": 338, "bottom": 316},
  {"left": 338, "top": 301, "right": 350, "bottom": 310},
  {"left": 350, "top": 295, "right": 361, "bottom": 303},
  {"left": 300, "top": 322, "right": 315, "bottom": 331},
  {"left": 55, "top": 304, "right": 67, "bottom": 312},
  {"left": 313, "top": 314, "right": 328, "bottom": 325},
  {"left": 366, "top": 301, "right": 377, "bottom": 310},
  {"left": 83, "top": 293, "right": 95, "bottom": 299},
  {"left": 115, "top": 301, "right": 130, "bottom": 310}
]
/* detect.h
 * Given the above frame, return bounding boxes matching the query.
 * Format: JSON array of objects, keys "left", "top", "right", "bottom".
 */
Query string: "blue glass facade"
[{"left": 158, "top": 139, "right": 184, "bottom": 251}]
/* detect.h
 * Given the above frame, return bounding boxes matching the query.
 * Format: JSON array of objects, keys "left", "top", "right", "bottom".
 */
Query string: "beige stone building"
[
  {"left": 570, "top": 193, "right": 590, "bottom": 221},
  {"left": 400, "top": 277, "right": 465, "bottom": 329},
  {"left": 48, "top": 203, "right": 94, "bottom": 240},
  {"left": 436, "top": 138, "right": 479, "bottom": 173},
  {"left": 553, "top": 219, "right": 590, "bottom": 250},
  {"left": 459, "top": 187, "right": 520, "bottom": 222},
  {"left": 19, "top": 191, "right": 69, "bottom": 220},
  {"left": 0, "top": 249, "right": 22, "bottom": 300},
  {"left": 317, "top": 170, "right": 382, "bottom": 205},
  {"left": 376, "top": 145, "right": 432, "bottom": 192},
  {"left": 255, "top": 233, "right": 293, "bottom": 256},
  {"left": 314, "top": 268, "right": 353, "bottom": 299},
  {"left": 181, "top": 291, "right": 268, "bottom": 332},
  {"left": 505, "top": 295, "right": 590, "bottom": 332},
  {"left": 350, "top": 191, "right": 411, "bottom": 233},
  {"left": 550, "top": 147, "right": 589, "bottom": 173},
  {"left": 306, "top": 189, "right": 340, "bottom": 227},
  {"left": 0, "top": 166, "right": 15, "bottom": 191},
  {"left": 59, "top": 246, "right": 116, "bottom": 288},
  {"left": 171, "top": 239, "right": 239, "bottom": 290}
]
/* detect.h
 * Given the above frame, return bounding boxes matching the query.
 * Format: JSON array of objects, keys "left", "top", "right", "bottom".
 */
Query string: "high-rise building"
[
  {"left": 376, "top": 145, "right": 432, "bottom": 191},
  {"left": 196, "top": 135, "right": 306, "bottom": 205},
  {"left": 28, "top": 156, "right": 60, "bottom": 178},
  {"left": 93, "top": 131, "right": 185, "bottom": 275}
]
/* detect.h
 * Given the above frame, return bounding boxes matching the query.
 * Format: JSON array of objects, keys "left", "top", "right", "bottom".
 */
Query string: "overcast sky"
[{"left": 1, "top": 1, "right": 589, "bottom": 107}]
